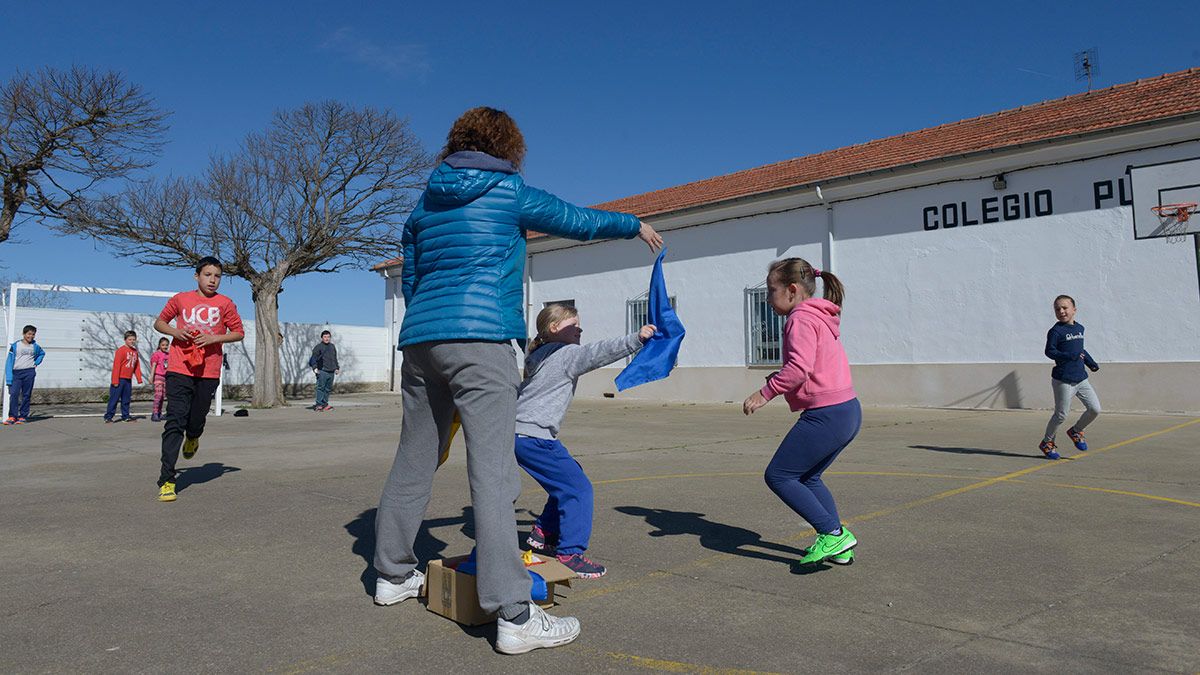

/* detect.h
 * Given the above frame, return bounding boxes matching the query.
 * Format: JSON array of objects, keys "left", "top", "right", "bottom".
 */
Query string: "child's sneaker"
[
  {"left": 103, "top": 418, "right": 113, "bottom": 424},
  {"left": 374, "top": 570, "right": 424, "bottom": 606},
  {"left": 121, "top": 417, "right": 137, "bottom": 423},
  {"left": 555, "top": 553, "right": 606, "bottom": 579},
  {"left": 322, "top": 405, "right": 334, "bottom": 411},
  {"left": 151, "top": 413, "right": 161, "bottom": 422},
  {"left": 1066, "top": 427, "right": 1088, "bottom": 451},
  {"left": 2, "top": 417, "right": 14, "bottom": 425},
  {"left": 828, "top": 549, "right": 855, "bottom": 565},
  {"left": 495, "top": 603, "right": 581, "bottom": 655},
  {"left": 797, "top": 527, "right": 857, "bottom": 565},
  {"left": 158, "top": 482, "right": 177, "bottom": 502},
  {"left": 15, "top": 417, "right": 27, "bottom": 424},
  {"left": 181, "top": 436, "right": 199, "bottom": 460},
  {"left": 1039, "top": 439, "right": 1060, "bottom": 460},
  {"left": 527, "top": 525, "right": 558, "bottom": 551}
]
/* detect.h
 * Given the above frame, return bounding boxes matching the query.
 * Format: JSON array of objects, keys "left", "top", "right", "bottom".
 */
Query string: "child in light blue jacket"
[{"left": 5, "top": 325, "right": 46, "bottom": 424}]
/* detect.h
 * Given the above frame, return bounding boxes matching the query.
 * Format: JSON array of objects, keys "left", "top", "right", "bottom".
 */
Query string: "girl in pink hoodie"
[{"left": 743, "top": 258, "right": 861, "bottom": 568}]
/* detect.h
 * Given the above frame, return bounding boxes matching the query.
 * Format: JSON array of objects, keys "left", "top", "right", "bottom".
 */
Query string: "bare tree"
[
  {"left": 0, "top": 67, "right": 167, "bottom": 245},
  {"left": 64, "top": 101, "right": 430, "bottom": 407}
]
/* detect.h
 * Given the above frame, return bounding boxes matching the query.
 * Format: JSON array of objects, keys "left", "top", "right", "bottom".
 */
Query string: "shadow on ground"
[
  {"left": 615, "top": 505, "right": 806, "bottom": 566},
  {"left": 176, "top": 463, "right": 241, "bottom": 493},
  {"left": 344, "top": 507, "right": 543, "bottom": 597},
  {"left": 910, "top": 444, "right": 1037, "bottom": 460}
]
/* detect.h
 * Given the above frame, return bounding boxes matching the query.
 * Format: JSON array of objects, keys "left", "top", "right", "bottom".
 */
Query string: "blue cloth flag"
[{"left": 615, "top": 249, "right": 686, "bottom": 391}]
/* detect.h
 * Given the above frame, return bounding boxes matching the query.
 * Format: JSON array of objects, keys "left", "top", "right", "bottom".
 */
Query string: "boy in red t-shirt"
[
  {"left": 152, "top": 257, "right": 244, "bottom": 502},
  {"left": 104, "top": 331, "right": 143, "bottom": 423}
]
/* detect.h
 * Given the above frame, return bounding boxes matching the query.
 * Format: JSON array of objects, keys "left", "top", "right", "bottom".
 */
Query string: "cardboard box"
[{"left": 425, "top": 553, "right": 575, "bottom": 626}]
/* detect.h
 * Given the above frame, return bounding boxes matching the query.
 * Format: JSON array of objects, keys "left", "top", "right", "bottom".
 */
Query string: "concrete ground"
[{"left": 2, "top": 393, "right": 1198, "bottom": 674}]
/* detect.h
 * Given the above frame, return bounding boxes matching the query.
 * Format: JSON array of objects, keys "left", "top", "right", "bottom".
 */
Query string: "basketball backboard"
[{"left": 1130, "top": 157, "right": 1200, "bottom": 239}]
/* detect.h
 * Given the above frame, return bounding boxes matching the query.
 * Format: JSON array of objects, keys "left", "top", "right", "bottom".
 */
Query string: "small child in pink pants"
[{"left": 150, "top": 337, "right": 170, "bottom": 422}]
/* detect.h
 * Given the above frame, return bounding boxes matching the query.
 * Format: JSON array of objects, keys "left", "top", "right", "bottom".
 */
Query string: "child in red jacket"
[{"left": 104, "top": 331, "right": 143, "bottom": 423}]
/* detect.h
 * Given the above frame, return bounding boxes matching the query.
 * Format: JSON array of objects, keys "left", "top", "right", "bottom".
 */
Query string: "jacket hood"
[
  {"left": 793, "top": 298, "right": 842, "bottom": 338},
  {"left": 524, "top": 342, "right": 568, "bottom": 378},
  {"left": 425, "top": 151, "right": 518, "bottom": 207}
]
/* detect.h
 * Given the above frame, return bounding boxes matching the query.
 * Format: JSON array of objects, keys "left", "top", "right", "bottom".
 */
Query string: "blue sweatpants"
[
  {"left": 9, "top": 368, "right": 36, "bottom": 419},
  {"left": 764, "top": 398, "right": 862, "bottom": 535},
  {"left": 105, "top": 378, "right": 133, "bottom": 421},
  {"left": 514, "top": 434, "right": 594, "bottom": 555}
]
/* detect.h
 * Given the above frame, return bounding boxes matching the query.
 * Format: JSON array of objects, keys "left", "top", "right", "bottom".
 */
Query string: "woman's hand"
[
  {"left": 638, "top": 220, "right": 663, "bottom": 252},
  {"left": 638, "top": 324, "right": 657, "bottom": 342},
  {"left": 743, "top": 391, "right": 768, "bottom": 416}
]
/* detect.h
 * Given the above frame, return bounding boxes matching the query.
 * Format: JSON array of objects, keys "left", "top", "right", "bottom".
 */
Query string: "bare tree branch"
[
  {"left": 0, "top": 66, "right": 168, "bottom": 244},
  {"left": 63, "top": 100, "right": 429, "bottom": 407}
]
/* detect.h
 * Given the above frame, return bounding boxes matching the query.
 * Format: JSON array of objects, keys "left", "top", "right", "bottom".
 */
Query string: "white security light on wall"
[{"left": 992, "top": 174, "right": 1007, "bottom": 190}]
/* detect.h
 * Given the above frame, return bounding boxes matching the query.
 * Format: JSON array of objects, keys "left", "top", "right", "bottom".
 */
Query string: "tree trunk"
[
  {"left": 0, "top": 202, "right": 15, "bottom": 245},
  {"left": 250, "top": 277, "right": 286, "bottom": 408}
]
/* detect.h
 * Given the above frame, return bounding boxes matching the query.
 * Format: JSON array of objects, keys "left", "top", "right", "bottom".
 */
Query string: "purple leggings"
[{"left": 763, "top": 398, "right": 861, "bottom": 534}]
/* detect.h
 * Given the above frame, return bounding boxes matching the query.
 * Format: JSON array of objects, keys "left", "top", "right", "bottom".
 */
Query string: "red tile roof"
[
  {"left": 589, "top": 68, "right": 1200, "bottom": 220},
  {"left": 374, "top": 67, "right": 1200, "bottom": 263},
  {"left": 371, "top": 257, "right": 403, "bottom": 271}
]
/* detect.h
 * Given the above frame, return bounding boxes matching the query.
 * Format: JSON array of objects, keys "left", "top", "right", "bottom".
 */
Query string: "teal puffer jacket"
[{"left": 398, "top": 151, "right": 640, "bottom": 348}]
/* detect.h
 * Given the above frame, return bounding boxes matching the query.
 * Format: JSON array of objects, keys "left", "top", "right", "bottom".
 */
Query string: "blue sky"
[{"left": 1, "top": 0, "right": 1196, "bottom": 324}]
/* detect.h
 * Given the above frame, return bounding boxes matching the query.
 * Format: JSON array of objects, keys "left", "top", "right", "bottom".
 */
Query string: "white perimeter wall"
[{"left": 3, "top": 306, "right": 390, "bottom": 389}]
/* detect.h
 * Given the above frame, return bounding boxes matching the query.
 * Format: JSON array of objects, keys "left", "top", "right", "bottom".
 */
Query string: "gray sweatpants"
[
  {"left": 1043, "top": 378, "right": 1102, "bottom": 442},
  {"left": 374, "top": 340, "right": 530, "bottom": 619}
]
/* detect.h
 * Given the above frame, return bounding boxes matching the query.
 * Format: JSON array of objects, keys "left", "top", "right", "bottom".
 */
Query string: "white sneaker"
[
  {"left": 374, "top": 570, "right": 424, "bottom": 606},
  {"left": 495, "top": 603, "right": 581, "bottom": 655}
]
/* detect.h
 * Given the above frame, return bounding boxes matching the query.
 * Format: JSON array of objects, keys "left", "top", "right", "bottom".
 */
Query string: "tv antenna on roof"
[{"left": 1074, "top": 48, "right": 1099, "bottom": 91}]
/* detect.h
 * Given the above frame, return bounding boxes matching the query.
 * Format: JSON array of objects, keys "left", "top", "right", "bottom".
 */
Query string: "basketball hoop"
[{"left": 1151, "top": 203, "right": 1198, "bottom": 243}]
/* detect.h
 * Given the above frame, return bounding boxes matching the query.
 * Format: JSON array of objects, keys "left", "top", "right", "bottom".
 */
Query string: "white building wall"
[
  {"left": 521, "top": 129, "right": 1200, "bottom": 412},
  {"left": 376, "top": 121, "right": 1200, "bottom": 412},
  {"left": 4, "top": 307, "right": 389, "bottom": 389}
]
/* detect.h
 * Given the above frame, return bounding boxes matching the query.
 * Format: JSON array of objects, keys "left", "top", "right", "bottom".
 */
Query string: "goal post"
[{"left": 3, "top": 282, "right": 225, "bottom": 420}]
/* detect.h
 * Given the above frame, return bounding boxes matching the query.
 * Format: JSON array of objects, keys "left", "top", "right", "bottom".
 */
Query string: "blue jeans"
[
  {"left": 764, "top": 398, "right": 862, "bottom": 534},
  {"left": 105, "top": 378, "right": 133, "bottom": 420},
  {"left": 514, "top": 434, "right": 594, "bottom": 555},
  {"left": 9, "top": 368, "right": 36, "bottom": 419},
  {"left": 315, "top": 370, "right": 335, "bottom": 407}
]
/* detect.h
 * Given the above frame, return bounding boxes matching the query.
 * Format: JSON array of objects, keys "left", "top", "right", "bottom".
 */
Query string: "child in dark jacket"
[
  {"left": 1039, "top": 294, "right": 1101, "bottom": 459},
  {"left": 516, "top": 303, "right": 655, "bottom": 578}
]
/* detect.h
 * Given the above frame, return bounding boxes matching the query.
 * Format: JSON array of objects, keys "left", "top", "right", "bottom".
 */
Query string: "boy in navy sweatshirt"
[{"left": 1040, "top": 295, "right": 1101, "bottom": 459}]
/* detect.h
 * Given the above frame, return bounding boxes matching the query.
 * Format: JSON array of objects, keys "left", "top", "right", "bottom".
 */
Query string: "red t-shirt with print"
[{"left": 158, "top": 291, "right": 244, "bottom": 379}]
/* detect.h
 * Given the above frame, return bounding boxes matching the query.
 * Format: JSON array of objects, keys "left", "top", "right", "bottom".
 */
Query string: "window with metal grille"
[
  {"left": 625, "top": 292, "right": 676, "bottom": 334},
  {"left": 745, "top": 283, "right": 784, "bottom": 366}
]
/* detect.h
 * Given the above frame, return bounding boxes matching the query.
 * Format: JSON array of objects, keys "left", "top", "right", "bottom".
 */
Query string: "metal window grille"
[
  {"left": 745, "top": 283, "right": 784, "bottom": 365},
  {"left": 626, "top": 292, "right": 676, "bottom": 334}
]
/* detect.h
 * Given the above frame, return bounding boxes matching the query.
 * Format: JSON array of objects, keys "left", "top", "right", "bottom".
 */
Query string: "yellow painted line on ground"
[
  {"left": 595, "top": 470, "right": 980, "bottom": 486},
  {"left": 1026, "top": 482, "right": 1200, "bottom": 509},
  {"left": 575, "top": 417, "right": 1200, "bottom": 602},
  {"left": 604, "top": 651, "right": 783, "bottom": 674}
]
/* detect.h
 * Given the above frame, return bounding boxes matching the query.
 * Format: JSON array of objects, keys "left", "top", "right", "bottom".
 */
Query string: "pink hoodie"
[{"left": 759, "top": 298, "right": 857, "bottom": 412}]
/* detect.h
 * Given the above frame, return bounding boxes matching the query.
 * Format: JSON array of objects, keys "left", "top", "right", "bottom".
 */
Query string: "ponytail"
[{"left": 767, "top": 257, "right": 846, "bottom": 307}]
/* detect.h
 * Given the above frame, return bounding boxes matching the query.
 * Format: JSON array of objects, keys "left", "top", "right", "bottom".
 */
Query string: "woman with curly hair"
[{"left": 373, "top": 106, "right": 662, "bottom": 655}]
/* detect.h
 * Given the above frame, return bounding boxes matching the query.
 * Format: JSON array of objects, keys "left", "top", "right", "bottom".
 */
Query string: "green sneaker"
[
  {"left": 797, "top": 527, "right": 857, "bottom": 565},
  {"left": 181, "top": 436, "right": 199, "bottom": 460},
  {"left": 801, "top": 546, "right": 855, "bottom": 565}
]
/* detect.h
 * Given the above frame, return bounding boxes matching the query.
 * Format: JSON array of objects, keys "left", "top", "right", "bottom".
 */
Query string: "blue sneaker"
[
  {"left": 1066, "top": 427, "right": 1088, "bottom": 451},
  {"left": 1039, "top": 440, "right": 1060, "bottom": 460}
]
